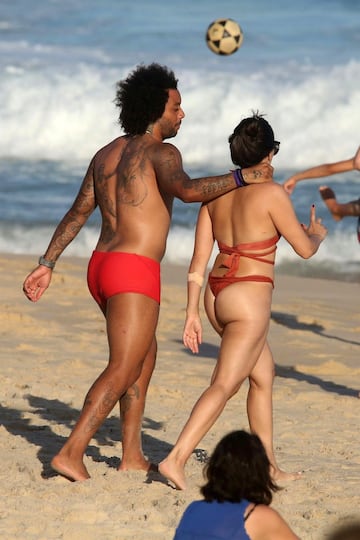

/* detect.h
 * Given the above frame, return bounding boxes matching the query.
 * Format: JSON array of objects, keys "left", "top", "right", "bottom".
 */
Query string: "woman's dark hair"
[
  {"left": 229, "top": 112, "right": 275, "bottom": 168},
  {"left": 114, "top": 63, "right": 178, "bottom": 136},
  {"left": 200, "top": 430, "right": 280, "bottom": 505}
]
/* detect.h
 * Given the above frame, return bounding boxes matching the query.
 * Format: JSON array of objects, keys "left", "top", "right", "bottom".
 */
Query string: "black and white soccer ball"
[{"left": 206, "top": 18, "right": 244, "bottom": 56}]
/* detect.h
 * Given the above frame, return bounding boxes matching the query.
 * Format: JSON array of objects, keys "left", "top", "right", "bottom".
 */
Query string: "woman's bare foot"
[
  {"left": 51, "top": 454, "right": 90, "bottom": 482},
  {"left": 272, "top": 467, "right": 303, "bottom": 483},
  {"left": 158, "top": 459, "right": 187, "bottom": 490},
  {"left": 319, "top": 186, "right": 342, "bottom": 221}
]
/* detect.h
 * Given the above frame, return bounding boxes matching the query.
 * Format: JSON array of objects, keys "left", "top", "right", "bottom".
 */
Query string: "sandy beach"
[{"left": 1, "top": 253, "right": 359, "bottom": 540}]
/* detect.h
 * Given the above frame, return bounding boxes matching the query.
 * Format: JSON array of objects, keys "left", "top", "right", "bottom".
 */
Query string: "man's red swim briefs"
[{"left": 87, "top": 251, "right": 160, "bottom": 312}]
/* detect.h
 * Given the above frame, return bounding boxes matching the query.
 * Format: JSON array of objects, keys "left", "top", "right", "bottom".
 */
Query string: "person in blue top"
[{"left": 174, "top": 430, "right": 299, "bottom": 540}]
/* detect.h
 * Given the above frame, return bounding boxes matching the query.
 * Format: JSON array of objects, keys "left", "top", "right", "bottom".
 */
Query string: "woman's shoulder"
[
  {"left": 245, "top": 504, "right": 299, "bottom": 539},
  {"left": 249, "top": 182, "right": 290, "bottom": 206},
  {"left": 250, "top": 182, "right": 286, "bottom": 193}
]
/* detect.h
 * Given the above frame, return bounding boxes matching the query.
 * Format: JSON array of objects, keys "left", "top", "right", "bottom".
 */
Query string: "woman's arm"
[
  {"left": 268, "top": 184, "right": 327, "bottom": 258},
  {"left": 183, "top": 205, "right": 214, "bottom": 353}
]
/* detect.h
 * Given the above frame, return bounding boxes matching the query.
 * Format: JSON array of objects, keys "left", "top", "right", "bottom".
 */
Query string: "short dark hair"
[
  {"left": 200, "top": 430, "right": 280, "bottom": 505},
  {"left": 114, "top": 63, "right": 178, "bottom": 136},
  {"left": 229, "top": 112, "right": 275, "bottom": 168}
]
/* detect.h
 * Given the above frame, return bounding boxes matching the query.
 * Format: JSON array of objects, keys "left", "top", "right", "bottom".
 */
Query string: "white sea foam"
[{"left": 1, "top": 59, "right": 359, "bottom": 167}]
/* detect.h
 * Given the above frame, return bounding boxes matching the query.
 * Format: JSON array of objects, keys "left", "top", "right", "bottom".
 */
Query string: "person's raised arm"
[
  {"left": 153, "top": 143, "right": 273, "bottom": 203},
  {"left": 183, "top": 205, "right": 214, "bottom": 354},
  {"left": 283, "top": 155, "right": 356, "bottom": 195},
  {"left": 23, "top": 159, "right": 97, "bottom": 302},
  {"left": 268, "top": 184, "right": 327, "bottom": 258}
]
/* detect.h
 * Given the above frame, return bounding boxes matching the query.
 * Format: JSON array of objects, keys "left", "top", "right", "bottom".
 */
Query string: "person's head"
[
  {"left": 115, "top": 63, "right": 183, "bottom": 138},
  {"left": 229, "top": 112, "right": 280, "bottom": 168},
  {"left": 200, "top": 430, "right": 279, "bottom": 505}
]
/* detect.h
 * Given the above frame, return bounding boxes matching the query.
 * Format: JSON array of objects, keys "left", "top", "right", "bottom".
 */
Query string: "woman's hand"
[
  {"left": 183, "top": 314, "right": 202, "bottom": 354},
  {"left": 302, "top": 204, "right": 328, "bottom": 242}
]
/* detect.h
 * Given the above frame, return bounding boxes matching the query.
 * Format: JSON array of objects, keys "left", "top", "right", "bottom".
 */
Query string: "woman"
[
  {"left": 174, "top": 430, "right": 300, "bottom": 540},
  {"left": 159, "top": 113, "right": 327, "bottom": 490}
]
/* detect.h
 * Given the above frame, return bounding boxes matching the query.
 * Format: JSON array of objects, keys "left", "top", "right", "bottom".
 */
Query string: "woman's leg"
[
  {"left": 247, "top": 342, "right": 302, "bottom": 481},
  {"left": 159, "top": 283, "right": 271, "bottom": 489},
  {"left": 51, "top": 293, "right": 159, "bottom": 481}
]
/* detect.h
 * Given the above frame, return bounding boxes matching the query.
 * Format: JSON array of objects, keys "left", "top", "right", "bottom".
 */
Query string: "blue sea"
[{"left": 1, "top": 0, "right": 359, "bottom": 281}]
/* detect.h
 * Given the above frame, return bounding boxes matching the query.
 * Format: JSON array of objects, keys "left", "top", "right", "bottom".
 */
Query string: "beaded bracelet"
[{"left": 232, "top": 168, "right": 247, "bottom": 187}]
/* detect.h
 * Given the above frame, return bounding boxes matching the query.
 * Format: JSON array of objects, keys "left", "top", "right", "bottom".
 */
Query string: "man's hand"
[
  {"left": 353, "top": 145, "right": 360, "bottom": 170},
  {"left": 23, "top": 265, "right": 52, "bottom": 302},
  {"left": 283, "top": 176, "right": 297, "bottom": 194},
  {"left": 242, "top": 161, "right": 274, "bottom": 184}
]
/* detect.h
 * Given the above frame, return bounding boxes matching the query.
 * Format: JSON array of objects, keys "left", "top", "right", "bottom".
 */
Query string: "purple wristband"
[{"left": 232, "top": 168, "right": 245, "bottom": 187}]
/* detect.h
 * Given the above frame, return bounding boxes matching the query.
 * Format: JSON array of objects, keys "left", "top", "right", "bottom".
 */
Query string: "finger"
[
  {"left": 187, "top": 338, "right": 197, "bottom": 354},
  {"left": 310, "top": 204, "right": 316, "bottom": 222},
  {"left": 190, "top": 335, "right": 199, "bottom": 354},
  {"left": 183, "top": 334, "right": 195, "bottom": 350}
]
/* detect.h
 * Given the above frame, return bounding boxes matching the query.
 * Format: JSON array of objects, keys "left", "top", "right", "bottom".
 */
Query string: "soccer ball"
[{"left": 206, "top": 18, "right": 244, "bottom": 56}]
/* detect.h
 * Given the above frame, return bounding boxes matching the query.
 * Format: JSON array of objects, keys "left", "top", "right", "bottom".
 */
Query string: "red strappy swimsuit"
[{"left": 208, "top": 235, "right": 280, "bottom": 297}]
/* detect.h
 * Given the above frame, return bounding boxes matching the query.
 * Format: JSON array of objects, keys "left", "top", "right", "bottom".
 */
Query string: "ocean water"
[{"left": 1, "top": 0, "right": 359, "bottom": 281}]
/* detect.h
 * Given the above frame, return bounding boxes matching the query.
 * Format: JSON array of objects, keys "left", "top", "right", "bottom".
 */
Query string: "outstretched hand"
[
  {"left": 283, "top": 176, "right": 297, "bottom": 194},
  {"left": 353, "top": 145, "right": 360, "bottom": 170},
  {"left": 302, "top": 204, "right": 328, "bottom": 241},
  {"left": 183, "top": 314, "right": 202, "bottom": 354},
  {"left": 23, "top": 265, "right": 53, "bottom": 302}
]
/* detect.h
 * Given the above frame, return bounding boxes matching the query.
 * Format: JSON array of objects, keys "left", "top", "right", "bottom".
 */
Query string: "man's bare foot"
[
  {"left": 319, "top": 186, "right": 342, "bottom": 221},
  {"left": 272, "top": 467, "right": 303, "bottom": 483},
  {"left": 51, "top": 454, "right": 90, "bottom": 482},
  {"left": 118, "top": 456, "right": 158, "bottom": 473},
  {"left": 158, "top": 459, "right": 187, "bottom": 490}
]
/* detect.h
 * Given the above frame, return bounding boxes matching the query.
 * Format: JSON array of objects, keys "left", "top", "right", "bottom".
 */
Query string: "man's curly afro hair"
[{"left": 115, "top": 63, "right": 178, "bottom": 136}]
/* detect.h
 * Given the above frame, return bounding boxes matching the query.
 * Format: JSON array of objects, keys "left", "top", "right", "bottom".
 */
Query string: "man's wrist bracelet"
[
  {"left": 38, "top": 255, "right": 56, "bottom": 269},
  {"left": 232, "top": 168, "right": 246, "bottom": 187}
]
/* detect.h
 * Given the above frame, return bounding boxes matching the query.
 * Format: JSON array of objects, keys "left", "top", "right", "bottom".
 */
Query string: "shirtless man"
[{"left": 23, "top": 63, "right": 272, "bottom": 482}]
